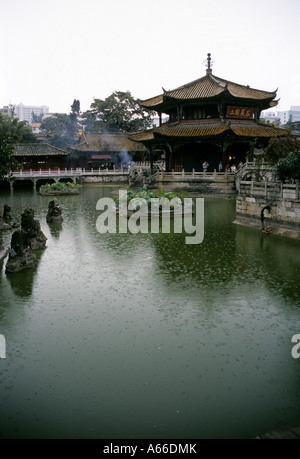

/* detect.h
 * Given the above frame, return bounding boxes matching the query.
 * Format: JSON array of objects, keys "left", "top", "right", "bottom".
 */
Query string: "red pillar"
[
  {"left": 171, "top": 149, "right": 175, "bottom": 171},
  {"left": 222, "top": 149, "right": 226, "bottom": 170},
  {"left": 149, "top": 148, "right": 153, "bottom": 170}
]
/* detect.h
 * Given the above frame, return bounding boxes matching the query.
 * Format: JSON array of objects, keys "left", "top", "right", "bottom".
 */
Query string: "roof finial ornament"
[{"left": 206, "top": 53, "right": 213, "bottom": 74}]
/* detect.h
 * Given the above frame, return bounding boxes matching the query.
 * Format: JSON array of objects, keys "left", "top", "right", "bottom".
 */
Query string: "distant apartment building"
[
  {"left": 260, "top": 110, "right": 280, "bottom": 124},
  {"left": 0, "top": 105, "right": 14, "bottom": 117},
  {"left": 261, "top": 106, "right": 300, "bottom": 126},
  {"left": 12, "top": 103, "right": 49, "bottom": 124}
]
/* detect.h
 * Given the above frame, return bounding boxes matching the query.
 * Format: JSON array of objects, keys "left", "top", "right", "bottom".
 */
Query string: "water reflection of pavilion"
[{"left": 129, "top": 53, "right": 288, "bottom": 172}]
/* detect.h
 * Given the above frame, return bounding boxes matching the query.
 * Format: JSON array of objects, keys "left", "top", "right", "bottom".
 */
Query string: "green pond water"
[{"left": 0, "top": 185, "right": 299, "bottom": 439}]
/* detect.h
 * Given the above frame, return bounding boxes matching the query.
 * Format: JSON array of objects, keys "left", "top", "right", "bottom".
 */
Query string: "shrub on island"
[{"left": 39, "top": 182, "right": 80, "bottom": 196}]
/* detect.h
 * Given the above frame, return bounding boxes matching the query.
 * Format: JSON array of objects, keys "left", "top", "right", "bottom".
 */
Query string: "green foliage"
[
  {"left": 88, "top": 91, "right": 155, "bottom": 132},
  {"left": 79, "top": 110, "right": 103, "bottom": 132},
  {"left": 40, "top": 113, "right": 70, "bottom": 135},
  {"left": 45, "top": 133, "right": 71, "bottom": 149},
  {"left": 112, "top": 188, "right": 189, "bottom": 209},
  {"left": 68, "top": 99, "right": 81, "bottom": 139},
  {"left": 264, "top": 136, "right": 300, "bottom": 164},
  {"left": 31, "top": 111, "right": 44, "bottom": 124},
  {"left": 0, "top": 113, "right": 37, "bottom": 179},
  {"left": 40, "top": 101, "right": 81, "bottom": 148},
  {"left": 259, "top": 118, "right": 280, "bottom": 128},
  {"left": 40, "top": 181, "right": 80, "bottom": 192},
  {"left": 275, "top": 151, "right": 300, "bottom": 181}
]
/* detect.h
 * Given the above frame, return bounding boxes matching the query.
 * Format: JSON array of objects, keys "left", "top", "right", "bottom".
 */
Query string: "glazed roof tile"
[
  {"left": 13, "top": 143, "right": 69, "bottom": 156},
  {"left": 69, "top": 132, "right": 147, "bottom": 152},
  {"left": 140, "top": 94, "right": 164, "bottom": 108},
  {"left": 129, "top": 120, "right": 288, "bottom": 141},
  {"left": 141, "top": 73, "right": 277, "bottom": 109},
  {"left": 229, "top": 121, "right": 288, "bottom": 138},
  {"left": 155, "top": 121, "right": 228, "bottom": 137},
  {"left": 127, "top": 130, "right": 154, "bottom": 142}
]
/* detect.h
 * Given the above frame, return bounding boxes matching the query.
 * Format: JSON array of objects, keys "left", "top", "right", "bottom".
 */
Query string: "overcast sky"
[{"left": 1, "top": 0, "right": 299, "bottom": 115}]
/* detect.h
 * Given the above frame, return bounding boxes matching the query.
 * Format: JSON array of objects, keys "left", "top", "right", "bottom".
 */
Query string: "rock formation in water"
[
  {"left": 46, "top": 198, "right": 63, "bottom": 224},
  {"left": 2, "top": 204, "right": 19, "bottom": 228},
  {"left": 0, "top": 216, "right": 11, "bottom": 230},
  {"left": 0, "top": 204, "right": 13, "bottom": 230},
  {"left": 142, "top": 168, "right": 156, "bottom": 188},
  {"left": 5, "top": 208, "right": 47, "bottom": 273},
  {"left": 20, "top": 208, "right": 47, "bottom": 250},
  {"left": 129, "top": 166, "right": 157, "bottom": 189},
  {"left": 0, "top": 236, "right": 9, "bottom": 262},
  {"left": 3, "top": 204, "right": 12, "bottom": 223}
]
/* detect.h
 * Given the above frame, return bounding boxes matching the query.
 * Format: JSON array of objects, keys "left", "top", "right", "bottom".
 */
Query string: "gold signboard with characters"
[{"left": 226, "top": 106, "right": 254, "bottom": 119}]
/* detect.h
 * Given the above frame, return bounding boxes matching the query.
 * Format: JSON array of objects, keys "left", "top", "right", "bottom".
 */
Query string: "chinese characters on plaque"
[{"left": 226, "top": 106, "right": 254, "bottom": 119}]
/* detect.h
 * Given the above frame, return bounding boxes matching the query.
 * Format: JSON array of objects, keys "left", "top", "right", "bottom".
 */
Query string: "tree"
[
  {"left": 40, "top": 101, "right": 81, "bottom": 148},
  {"left": 264, "top": 136, "right": 300, "bottom": 164},
  {"left": 259, "top": 118, "right": 280, "bottom": 128},
  {"left": 0, "top": 113, "right": 36, "bottom": 178},
  {"left": 40, "top": 113, "right": 74, "bottom": 148},
  {"left": 80, "top": 110, "right": 102, "bottom": 132},
  {"left": 67, "top": 99, "right": 81, "bottom": 139},
  {"left": 275, "top": 151, "right": 300, "bottom": 182},
  {"left": 88, "top": 91, "right": 154, "bottom": 132},
  {"left": 31, "top": 111, "right": 44, "bottom": 124},
  {"left": 40, "top": 113, "right": 70, "bottom": 136}
]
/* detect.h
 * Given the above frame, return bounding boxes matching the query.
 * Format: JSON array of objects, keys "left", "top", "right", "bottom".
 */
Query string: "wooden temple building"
[
  {"left": 12, "top": 143, "right": 70, "bottom": 170},
  {"left": 68, "top": 131, "right": 148, "bottom": 169},
  {"left": 128, "top": 54, "right": 288, "bottom": 172}
]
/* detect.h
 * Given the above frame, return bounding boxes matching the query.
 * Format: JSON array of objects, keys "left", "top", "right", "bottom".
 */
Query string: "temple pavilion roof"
[
  {"left": 141, "top": 72, "right": 278, "bottom": 112},
  {"left": 129, "top": 54, "right": 287, "bottom": 144},
  {"left": 13, "top": 143, "right": 70, "bottom": 156},
  {"left": 128, "top": 120, "right": 288, "bottom": 143},
  {"left": 69, "top": 131, "right": 147, "bottom": 153}
]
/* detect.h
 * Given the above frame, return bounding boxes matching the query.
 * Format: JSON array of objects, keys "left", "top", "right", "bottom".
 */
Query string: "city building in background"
[
  {"left": 0, "top": 105, "right": 15, "bottom": 117},
  {"left": 13, "top": 103, "right": 49, "bottom": 124},
  {"left": 261, "top": 106, "right": 300, "bottom": 126},
  {"left": 0, "top": 103, "right": 49, "bottom": 124}
]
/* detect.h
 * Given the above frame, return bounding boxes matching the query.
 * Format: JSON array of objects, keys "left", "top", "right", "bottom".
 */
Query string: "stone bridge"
[{"left": 5, "top": 168, "right": 130, "bottom": 189}]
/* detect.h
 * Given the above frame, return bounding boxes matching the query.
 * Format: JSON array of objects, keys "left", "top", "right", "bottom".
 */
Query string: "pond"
[{"left": 0, "top": 186, "right": 299, "bottom": 439}]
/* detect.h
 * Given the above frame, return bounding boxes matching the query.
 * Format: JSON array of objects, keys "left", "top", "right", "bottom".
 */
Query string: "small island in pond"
[{"left": 39, "top": 182, "right": 80, "bottom": 196}]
